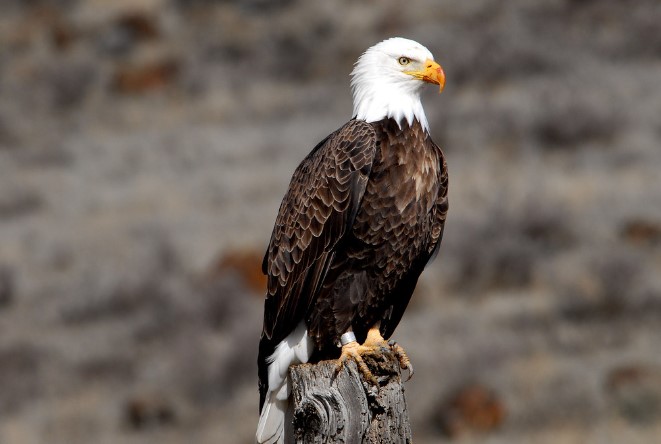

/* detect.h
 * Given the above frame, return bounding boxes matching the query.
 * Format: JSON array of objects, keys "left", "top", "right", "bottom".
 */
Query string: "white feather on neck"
[{"left": 350, "top": 40, "right": 431, "bottom": 133}]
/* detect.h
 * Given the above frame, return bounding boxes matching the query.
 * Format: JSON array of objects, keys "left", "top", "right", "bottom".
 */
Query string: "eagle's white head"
[{"left": 351, "top": 37, "right": 445, "bottom": 133}]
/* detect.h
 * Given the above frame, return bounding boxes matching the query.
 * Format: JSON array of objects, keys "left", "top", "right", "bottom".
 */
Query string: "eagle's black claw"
[{"left": 404, "top": 362, "right": 414, "bottom": 382}]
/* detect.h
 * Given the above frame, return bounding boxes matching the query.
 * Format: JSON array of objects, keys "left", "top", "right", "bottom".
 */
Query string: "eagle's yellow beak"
[{"left": 405, "top": 59, "right": 445, "bottom": 93}]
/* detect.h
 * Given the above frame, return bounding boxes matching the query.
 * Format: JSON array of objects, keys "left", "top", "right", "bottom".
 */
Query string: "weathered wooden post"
[{"left": 287, "top": 348, "right": 412, "bottom": 443}]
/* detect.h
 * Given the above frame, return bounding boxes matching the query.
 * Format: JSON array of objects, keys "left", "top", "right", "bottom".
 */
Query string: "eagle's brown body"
[{"left": 258, "top": 117, "right": 448, "bottom": 409}]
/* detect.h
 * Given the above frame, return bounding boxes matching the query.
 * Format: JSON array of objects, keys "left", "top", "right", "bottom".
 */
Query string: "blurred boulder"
[
  {"left": 115, "top": 12, "right": 160, "bottom": 41},
  {"left": 559, "top": 251, "right": 643, "bottom": 322},
  {"left": 210, "top": 248, "right": 266, "bottom": 294},
  {"left": 0, "top": 344, "right": 44, "bottom": 414},
  {"left": 60, "top": 233, "right": 181, "bottom": 325},
  {"left": 451, "top": 199, "right": 575, "bottom": 293},
  {"left": 621, "top": 218, "right": 661, "bottom": 246},
  {"left": 0, "top": 188, "right": 43, "bottom": 219},
  {"left": 112, "top": 58, "right": 180, "bottom": 94},
  {"left": 61, "top": 276, "right": 171, "bottom": 325},
  {"left": 77, "top": 355, "right": 135, "bottom": 383},
  {"left": 533, "top": 89, "right": 620, "bottom": 149},
  {"left": 98, "top": 12, "right": 160, "bottom": 56},
  {"left": 432, "top": 384, "right": 506, "bottom": 438},
  {"left": 606, "top": 364, "right": 661, "bottom": 425},
  {"left": 50, "top": 20, "right": 78, "bottom": 51},
  {"left": 43, "top": 59, "right": 97, "bottom": 109},
  {"left": 124, "top": 393, "right": 177, "bottom": 430}
]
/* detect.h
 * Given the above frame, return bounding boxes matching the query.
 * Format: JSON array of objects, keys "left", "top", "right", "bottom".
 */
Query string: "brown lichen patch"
[
  {"left": 621, "top": 219, "right": 661, "bottom": 246},
  {"left": 433, "top": 384, "right": 506, "bottom": 437},
  {"left": 112, "top": 59, "right": 180, "bottom": 94},
  {"left": 211, "top": 248, "right": 266, "bottom": 293}
]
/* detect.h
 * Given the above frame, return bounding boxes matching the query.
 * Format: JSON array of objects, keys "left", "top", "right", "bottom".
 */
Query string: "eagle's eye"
[{"left": 397, "top": 56, "right": 411, "bottom": 66}]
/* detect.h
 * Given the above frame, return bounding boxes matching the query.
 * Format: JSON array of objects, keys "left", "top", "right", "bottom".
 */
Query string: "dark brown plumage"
[{"left": 258, "top": 117, "right": 448, "bottom": 409}]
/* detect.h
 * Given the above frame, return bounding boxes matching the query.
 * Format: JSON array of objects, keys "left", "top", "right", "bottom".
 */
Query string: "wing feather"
[{"left": 262, "top": 120, "right": 377, "bottom": 342}]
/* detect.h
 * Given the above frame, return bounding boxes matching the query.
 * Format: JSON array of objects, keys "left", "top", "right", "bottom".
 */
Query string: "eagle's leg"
[
  {"left": 362, "top": 324, "right": 389, "bottom": 348},
  {"left": 335, "top": 339, "right": 378, "bottom": 385}
]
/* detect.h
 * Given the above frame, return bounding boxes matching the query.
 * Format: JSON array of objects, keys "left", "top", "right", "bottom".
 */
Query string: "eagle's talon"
[{"left": 389, "top": 341, "right": 414, "bottom": 381}]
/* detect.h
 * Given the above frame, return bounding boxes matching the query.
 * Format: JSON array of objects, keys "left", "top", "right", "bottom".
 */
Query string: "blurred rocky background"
[{"left": 1, "top": 0, "right": 660, "bottom": 443}]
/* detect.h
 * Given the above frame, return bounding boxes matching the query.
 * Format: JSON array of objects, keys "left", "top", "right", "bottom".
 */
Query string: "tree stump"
[{"left": 287, "top": 348, "right": 412, "bottom": 443}]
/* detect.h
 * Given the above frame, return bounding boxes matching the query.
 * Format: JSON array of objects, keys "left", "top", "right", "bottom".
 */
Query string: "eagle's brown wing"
[{"left": 261, "top": 120, "right": 377, "bottom": 343}]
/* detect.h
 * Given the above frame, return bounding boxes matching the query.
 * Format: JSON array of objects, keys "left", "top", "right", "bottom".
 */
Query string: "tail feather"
[
  {"left": 256, "top": 392, "right": 286, "bottom": 444},
  {"left": 256, "top": 322, "right": 313, "bottom": 444}
]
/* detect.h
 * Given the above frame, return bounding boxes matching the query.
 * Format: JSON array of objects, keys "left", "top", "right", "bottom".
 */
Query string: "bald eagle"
[{"left": 257, "top": 37, "right": 448, "bottom": 443}]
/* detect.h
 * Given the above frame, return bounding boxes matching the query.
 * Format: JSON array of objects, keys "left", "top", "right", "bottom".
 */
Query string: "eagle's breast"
[{"left": 348, "top": 118, "right": 441, "bottom": 288}]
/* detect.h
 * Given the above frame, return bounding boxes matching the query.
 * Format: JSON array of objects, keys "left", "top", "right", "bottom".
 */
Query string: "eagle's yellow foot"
[
  {"left": 335, "top": 341, "right": 378, "bottom": 385},
  {"left": 334, "top": 326, "right": 414, "bottom": 384},
  {"left": 364, "top": 326, "right": 414, "bottom": 381},
  {"left": 363, "top": 324, "right": 413, "bottom": 381}
]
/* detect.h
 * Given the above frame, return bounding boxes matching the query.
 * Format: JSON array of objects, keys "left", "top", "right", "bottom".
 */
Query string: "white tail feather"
[
  {"left": 256, "top": 322, "right": 313, "bottom": 444},
  {"left": 256, "top": 392, "right": 286, "bottom": 444}
]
